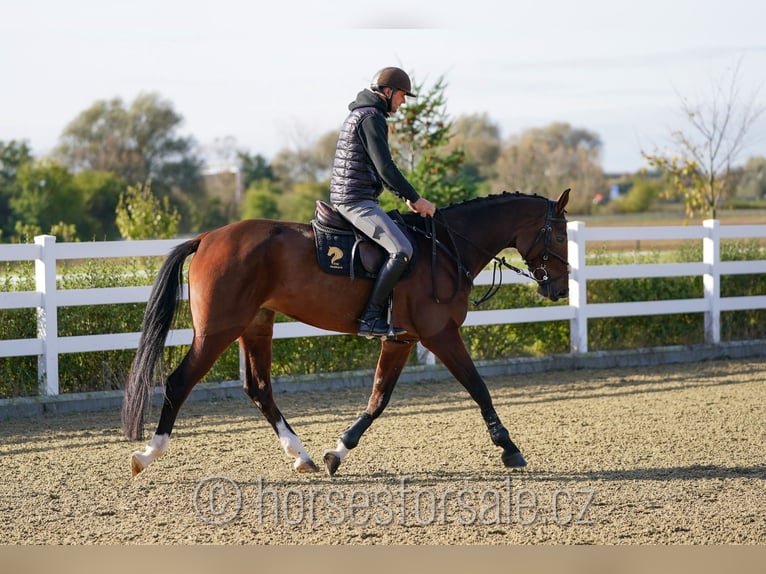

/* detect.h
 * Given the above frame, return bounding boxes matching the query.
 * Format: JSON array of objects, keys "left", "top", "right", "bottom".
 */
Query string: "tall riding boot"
[{"left": 357, "top": 253, "right": 409, "bottom": 339}]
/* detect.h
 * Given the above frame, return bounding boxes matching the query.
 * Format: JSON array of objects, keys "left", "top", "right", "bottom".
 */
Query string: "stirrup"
[{"left": 357, "top": 318, "right": 406, "bottom": 339}]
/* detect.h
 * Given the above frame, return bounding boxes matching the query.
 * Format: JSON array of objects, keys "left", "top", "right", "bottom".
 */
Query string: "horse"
[{"left": 121, "top": 188, "right": 571, "bottom": 477}]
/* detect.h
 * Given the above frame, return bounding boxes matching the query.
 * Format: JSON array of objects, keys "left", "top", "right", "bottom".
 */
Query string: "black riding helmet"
[{"left": 370, "top": 67, "right": 417, "bottom": 113}]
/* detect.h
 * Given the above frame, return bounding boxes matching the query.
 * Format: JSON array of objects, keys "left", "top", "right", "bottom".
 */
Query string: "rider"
[{"left": 330, "top": 66, "right": 436, "bottom": 339}]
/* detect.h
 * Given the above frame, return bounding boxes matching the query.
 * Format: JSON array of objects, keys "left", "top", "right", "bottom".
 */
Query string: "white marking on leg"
[
  {"left": 275, "top": 419, "right": 312, "bottom": 468},
  {"left": 131, "top": 433, "right": 170, "bottom": 475},
  {"left": 333, "top": 440, "right": 350, "bottom": 461}
]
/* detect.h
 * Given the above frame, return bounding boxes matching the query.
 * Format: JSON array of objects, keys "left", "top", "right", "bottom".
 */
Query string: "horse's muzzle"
[{"left": 538, "top": 282, "right": 568, "bottom": 302}]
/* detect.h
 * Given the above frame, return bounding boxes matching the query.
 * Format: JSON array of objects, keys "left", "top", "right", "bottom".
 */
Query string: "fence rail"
[{"left": 1, "top": 220, "right": 765, "bottom": 397}]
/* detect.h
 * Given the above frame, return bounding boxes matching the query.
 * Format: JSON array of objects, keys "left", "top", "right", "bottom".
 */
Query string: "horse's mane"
[
  {"left": 399, "top": 190, "right": 548, "bottom": 228},
  {"left": 440, "top": 190, "right": 548, "bottom": 212}
]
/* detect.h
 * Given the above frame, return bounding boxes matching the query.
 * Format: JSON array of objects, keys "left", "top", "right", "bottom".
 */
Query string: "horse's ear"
[{"left": 555, "top": 188, "right": 571, "bottom": 215}]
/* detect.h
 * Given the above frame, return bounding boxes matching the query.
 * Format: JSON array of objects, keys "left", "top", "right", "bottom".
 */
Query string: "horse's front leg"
[
  {"left": 421, "top": 325, "right": 527, "bottom": 469},
  {"left": 242, "top": 310, "right": 318, "bottom": 473},
  {"left": 324, "top": 340, "right": 414, "bottom": 476}
]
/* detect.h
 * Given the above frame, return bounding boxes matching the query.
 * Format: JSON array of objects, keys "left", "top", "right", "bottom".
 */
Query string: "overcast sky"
[{"left": 2, "top": 0, "right": 765, "bottom": 173}]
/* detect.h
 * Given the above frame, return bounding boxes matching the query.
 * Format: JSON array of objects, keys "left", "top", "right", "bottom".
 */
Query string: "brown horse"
[{"left": 122, "top": 189, "right": 570, "bottom": 477}]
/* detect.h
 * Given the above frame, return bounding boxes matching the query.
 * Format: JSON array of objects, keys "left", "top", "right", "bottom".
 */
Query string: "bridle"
[
  {"left": 402, "top": 198, "right": 569, "bottom": 305},
  {"left": 469, "top": 198, "right": 569, "bottom": 305}
]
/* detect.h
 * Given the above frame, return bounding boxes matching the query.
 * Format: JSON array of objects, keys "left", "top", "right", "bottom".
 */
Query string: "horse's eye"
[{"left": 556, "top": 235, "right": 566, "bottom": 244}]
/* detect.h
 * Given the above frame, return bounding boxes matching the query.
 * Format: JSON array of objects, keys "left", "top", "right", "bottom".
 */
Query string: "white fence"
[{"left": 1, "top": 220, "right": 765, "bottom": 397}]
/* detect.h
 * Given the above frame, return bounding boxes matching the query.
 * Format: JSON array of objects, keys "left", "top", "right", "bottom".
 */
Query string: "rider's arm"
[{"left": 358, "top": 114, "right": 421, "bottom": 204}]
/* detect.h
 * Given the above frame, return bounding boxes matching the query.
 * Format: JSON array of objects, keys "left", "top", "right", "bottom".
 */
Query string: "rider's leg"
[
  {"left": 334, "top": 200, "right": 412, "bottom": 338},
  {"left": 357, "top": 252, "right": 409, "bottom": 338}
]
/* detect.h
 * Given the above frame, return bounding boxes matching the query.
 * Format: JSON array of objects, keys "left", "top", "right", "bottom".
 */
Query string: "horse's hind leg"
[
  {"left": 241, "top": 309, "right": 318, "bottom": 473},
  {"left": 323, "top": 340, "right": 414, "bottom": 476},
  {"left": 131, "top": 331, "right": 237, "bottom": 476},
  {"left": 421, "top": 326, "right": 527, "bottom": 469}
]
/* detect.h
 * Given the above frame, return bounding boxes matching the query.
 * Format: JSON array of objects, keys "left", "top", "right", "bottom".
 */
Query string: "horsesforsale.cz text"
[{"left": 193, "top": 475, "right": 594, "bottom": 527}]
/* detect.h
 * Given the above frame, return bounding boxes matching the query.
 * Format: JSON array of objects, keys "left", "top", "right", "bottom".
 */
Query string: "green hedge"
[{"left": 1, "top": 242, "right": 764, "bottom": 398}]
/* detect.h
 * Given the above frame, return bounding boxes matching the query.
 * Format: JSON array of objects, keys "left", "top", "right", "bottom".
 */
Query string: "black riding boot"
[{"left": 357, "top": 253, "right": 409, "bottom": 339}]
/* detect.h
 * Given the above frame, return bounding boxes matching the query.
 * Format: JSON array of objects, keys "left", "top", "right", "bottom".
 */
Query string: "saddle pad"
[
  {"left": 312, "top": 221, "right": 378, "bottom": 279},
  {"left": 311, "top": 219, "right": 417, "bottom": 280}
]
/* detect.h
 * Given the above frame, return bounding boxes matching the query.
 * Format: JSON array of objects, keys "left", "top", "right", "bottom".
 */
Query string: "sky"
[{"left": 2, "top": 0, "right": 765, "bottom": 174}]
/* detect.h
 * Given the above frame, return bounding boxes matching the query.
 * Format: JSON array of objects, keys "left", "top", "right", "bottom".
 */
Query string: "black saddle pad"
[
  {"left": 311, "top": 202, "right": 418, "bottom": 279},
  {"left": 311, "top": 221, "right": 374, "bottom": 278}
]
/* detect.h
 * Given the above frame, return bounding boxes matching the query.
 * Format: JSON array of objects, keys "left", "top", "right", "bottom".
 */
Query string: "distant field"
[{"left": 576, "top": 208, "right": 766, "bottom": 227}]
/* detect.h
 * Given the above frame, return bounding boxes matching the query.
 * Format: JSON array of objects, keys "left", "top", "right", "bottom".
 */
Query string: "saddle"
[{"left": 311, "top": 200, "right": 416, "bottom": 279}]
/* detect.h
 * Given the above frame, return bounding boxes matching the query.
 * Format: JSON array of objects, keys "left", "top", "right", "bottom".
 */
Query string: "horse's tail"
[{"left": 121, "top": 238, "right": 202, "bottom": 440}]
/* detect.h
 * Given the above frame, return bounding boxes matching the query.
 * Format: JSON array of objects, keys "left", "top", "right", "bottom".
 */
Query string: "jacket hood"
[{"left": 348, "top": 88, "right": 388, "bottom": 115}]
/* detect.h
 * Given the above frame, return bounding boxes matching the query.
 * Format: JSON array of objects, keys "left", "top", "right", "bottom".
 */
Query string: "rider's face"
[{"left": 389, "top": 89, "right": 407, "bottom": 113}]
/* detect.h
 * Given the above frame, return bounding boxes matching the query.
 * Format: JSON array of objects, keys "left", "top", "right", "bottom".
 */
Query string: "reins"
[
  {"left": 402, "top": 198, "right": 568, "bottom": 306},
  {"left": 425, "top": 214, "right": 469, "bottom": 303}
]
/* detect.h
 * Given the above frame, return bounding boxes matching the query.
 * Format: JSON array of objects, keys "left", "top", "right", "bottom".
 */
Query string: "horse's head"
[{"left": 517, "top": 188, "right": 570, "bottom": 301}]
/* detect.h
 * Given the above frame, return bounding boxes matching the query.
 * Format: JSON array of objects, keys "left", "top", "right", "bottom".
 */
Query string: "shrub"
[{"left": 0, "top": 241, "right": 763, "bottom": 398}]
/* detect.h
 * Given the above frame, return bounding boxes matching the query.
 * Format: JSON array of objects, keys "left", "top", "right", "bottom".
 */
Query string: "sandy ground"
[{"left": 1, "top": 357, "right": 764, "bottom": 545}]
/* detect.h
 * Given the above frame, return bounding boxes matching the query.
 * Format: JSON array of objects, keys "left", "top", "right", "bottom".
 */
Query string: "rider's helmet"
[{"left": 370, "top": 67, "right": 417, "bottom": 97}]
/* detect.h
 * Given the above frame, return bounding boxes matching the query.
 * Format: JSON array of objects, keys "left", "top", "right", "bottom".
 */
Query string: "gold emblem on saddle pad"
[{"left": 327, "top": 246, "right": 345, "bottom": 269}]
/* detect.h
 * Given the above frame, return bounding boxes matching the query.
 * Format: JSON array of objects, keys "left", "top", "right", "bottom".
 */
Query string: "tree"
[
  {"left": 642, "top": 60, "right": 766, "bottom": 218},
  {"left": 447, "top": 113, "right": 502, "bottom": 187},
  {"left": 238, "top": 151, "right": 275, "bottom": 189},
  {"left": 605, "top": 176, "right": 663, "bottom": 214},
  {"left": 187, "top": 195, "right": 235, "bottom": 232},
  {"left": 277, "top": 181, "right": 327, "bottom": 223},
  {"left": 10, "top": 160, "right": 85, "bottom": 240},
  {"left": 115, "top": 182, "right": 180, "bottom": 240},
  {"left": 74, "top": 170, "right": 126, "bottom": 240},
  {"left": 736, "top": 156, "right": 766, "bottom": 200},
  {"left": 241, "top": 179, "right": 282, "bottom": 220},
  {"left": 493, "top": 122, "right": 605, "bottom": 213},
  {"left": 385, "top": 75, "right": 477, "bottom": 209},
  {"left": 55, "top": 92, "right": 204, "bottom": 201},
  {"left": 312, "top": 130, "right": 340, "bottom": 183},
  {"left": 0, "top": 140, "right": 33, "bottom": 237},
  {"left": 270, "top": 131, "right": 335, "bottom": 185},
  {"left": 0, "top": 140, "right": 32, "bottom": 191}
]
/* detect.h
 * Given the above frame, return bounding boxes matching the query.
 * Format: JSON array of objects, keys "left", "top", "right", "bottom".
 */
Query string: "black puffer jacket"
[{"left": 330, "top": 89, "right": 420, "bottom": 205}]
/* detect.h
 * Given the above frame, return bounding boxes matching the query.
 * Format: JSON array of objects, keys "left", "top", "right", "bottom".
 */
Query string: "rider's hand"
[{"left": 407, "top": 198, "right": 436, "bottom": 218}]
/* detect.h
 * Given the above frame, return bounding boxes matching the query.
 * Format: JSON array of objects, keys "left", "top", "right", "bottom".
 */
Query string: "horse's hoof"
[
  {"left": 323, "top": 451, "right": 342, "bottom": 476},
  {"left": 294, "top": 459, "right": 319, "bottom": 473},
  {"left": 502, "top": 450, "right": 527, "bottom": 469},
  {"left": 130, "top": 453, "right": 146, "bottom": 477}
]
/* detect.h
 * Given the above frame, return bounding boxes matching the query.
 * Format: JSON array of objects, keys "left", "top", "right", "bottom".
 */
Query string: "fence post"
[
  {"left": 239, "top": 345, "right": 246, "bottom": 386},
  {"left": 703, "top": 219, "right": 720, "bottom": 344},
  {"left": 34, "top": 235, "right": 59, "bottom": 396},
  {"left": 417, "top": 342, "right": 436, "bottom": 366},
  {"left": 568, "top": 221, "right": 587, "bottom": 353}
]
